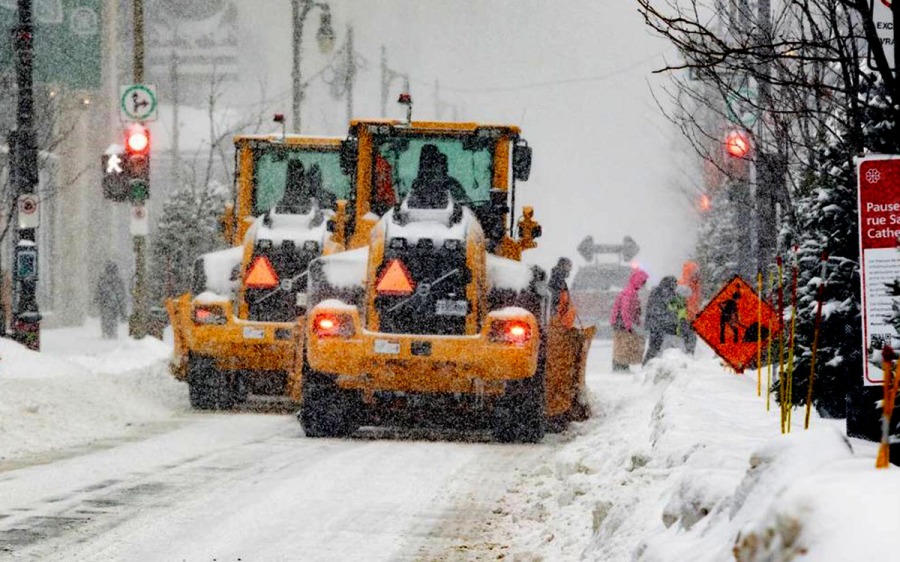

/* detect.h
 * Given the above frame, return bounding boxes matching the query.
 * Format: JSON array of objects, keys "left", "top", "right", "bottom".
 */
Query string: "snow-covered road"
[
  {"left": 0, "top": 412, "right": 546, "bottom": 561},
  {"left": 0, "top": 322, "right": 552, "bottom": 561}
]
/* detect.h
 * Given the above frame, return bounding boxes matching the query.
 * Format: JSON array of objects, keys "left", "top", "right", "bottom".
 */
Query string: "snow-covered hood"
[{"left": 244, "top": 207, "right": 328, "bottom": 247}]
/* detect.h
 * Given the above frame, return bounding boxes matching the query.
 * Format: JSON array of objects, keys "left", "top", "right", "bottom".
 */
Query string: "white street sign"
[
  {"left": 869, "top": 0, "right": 895, "bottom": 70},
  {"left": 130, "top": 204, "right": 149, "bottom": 236},
  {"left": 17, "top": 194, "right": 39, "bottom": 230},
  {"left": 120, "top": 84, "right": 158, "bottom": 122}
]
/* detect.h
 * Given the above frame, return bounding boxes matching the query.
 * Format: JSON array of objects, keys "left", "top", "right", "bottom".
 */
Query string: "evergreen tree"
[
  {"left": 789, "top": 75, "right": 896, "bottom": 418},
  {"left": 150, "top": 181, "right": 229, "bottom": 301}
]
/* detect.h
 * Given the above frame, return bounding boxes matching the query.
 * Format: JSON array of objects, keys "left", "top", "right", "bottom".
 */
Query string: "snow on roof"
[
  {"left": 320, "top": 246, "right": 369, "bottom": 289},
  {"left": 487, "top": 254, "right": 535, "bottom": 292},
  {"left": 249, "top": 208, "right": 328, "bottom": 246},
  {"left": 384, "top": 198, "right": 470, "bottom": 245}
]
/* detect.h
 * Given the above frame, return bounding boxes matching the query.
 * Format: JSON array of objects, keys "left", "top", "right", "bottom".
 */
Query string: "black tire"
[
  {"left": 187, "top": 355, "right": 217, "bottom": 410},
  {"left": 300, "top": 366, "right": 362, "bottom": 438},
  {"left": 188, "top": 355, "right": 237, "bottom": 411},
  {"left": 493, "top": 366, "right": 546, "bottom": 443}
]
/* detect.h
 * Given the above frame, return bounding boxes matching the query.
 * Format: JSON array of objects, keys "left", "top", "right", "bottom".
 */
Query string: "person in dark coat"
[
  {"left": 406, "top": 144, "right": 464, "bottom": 209},
  {"left": 549, "top": 257, "right": 576, "bottom": 328},
  {"left": 95, "top": 262, "right": 126, "bottom": 339},
  {"left": 642, "top": 276, "right": 679, "bottom": 365}
]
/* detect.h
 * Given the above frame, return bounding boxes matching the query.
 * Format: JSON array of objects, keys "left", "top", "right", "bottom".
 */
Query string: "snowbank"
[
  {"left": 485, "top": 349, "right": 900, "bottom": 561},
  {"left": 0, "top": 325, "right": 187, "bottom": 464}
]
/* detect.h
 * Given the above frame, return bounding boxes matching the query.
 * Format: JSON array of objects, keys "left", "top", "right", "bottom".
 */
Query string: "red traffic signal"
[
  {"left": 724, "top": 130, "right": 751, "bottom": 158},
  {"left": 125, "top": 124, "right": 150, "bottom": 155}
]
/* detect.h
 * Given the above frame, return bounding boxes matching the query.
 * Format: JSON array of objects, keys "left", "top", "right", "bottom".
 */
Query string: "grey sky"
[{"left": 238, "top": 0, "right": 697, "bottom": 278}]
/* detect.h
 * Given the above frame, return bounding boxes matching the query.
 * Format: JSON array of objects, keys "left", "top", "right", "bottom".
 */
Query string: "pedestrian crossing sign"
[{"left": 692, "top": 276, "right": 782, "bottom": 372}]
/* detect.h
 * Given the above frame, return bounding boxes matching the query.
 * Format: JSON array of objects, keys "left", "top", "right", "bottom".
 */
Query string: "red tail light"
[
  {"left": 193, "top": 305, "right": 227, "bottom": 325},
  {"left": 489, "top": 320, "right": 531, "bottom": 345},
  {"left": 312, "top": 313, "right": 355, "bottom": 338}
]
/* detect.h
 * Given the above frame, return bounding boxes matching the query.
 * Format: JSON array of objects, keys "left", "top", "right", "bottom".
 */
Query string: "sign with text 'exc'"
[{"left": 857, "top": 155, "right": 900, "bottom": 385}]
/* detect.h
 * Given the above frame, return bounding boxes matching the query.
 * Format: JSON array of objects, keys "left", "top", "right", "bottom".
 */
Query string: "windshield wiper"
[
  {"left": 252, "top": 270, "right": 309, "bottom": 305},
  {"left": 386, "top": 268, "right": 460, "bottom": 313}
]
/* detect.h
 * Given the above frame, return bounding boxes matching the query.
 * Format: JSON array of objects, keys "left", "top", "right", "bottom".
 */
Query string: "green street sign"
[
  {"left": 726, "top": 86, "right": 759, "bottom": 129},
  {"left": 0, "top": 0, "right": 102, "bottom": 89}
]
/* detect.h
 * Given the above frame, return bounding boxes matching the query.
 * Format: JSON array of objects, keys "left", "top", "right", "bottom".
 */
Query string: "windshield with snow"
[
  {"left": 371, "top": 134, "right": 494, "bottom": 215},
  {"left": 253, "top": 147, "right": 352, "bottom": 215}
]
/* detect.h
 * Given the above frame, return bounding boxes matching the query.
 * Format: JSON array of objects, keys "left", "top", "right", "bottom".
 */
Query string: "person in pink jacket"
[{"left": 610, "top": 268, "right": 649, "bottom": 371}]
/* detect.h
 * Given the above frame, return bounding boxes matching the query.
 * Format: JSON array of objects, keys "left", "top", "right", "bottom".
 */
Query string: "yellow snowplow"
[
  {"left": 296, "top": 119, "right": 595, "bottom": 441},
  {"left": 166, "top": 134, "right": 374, "bottom": 409}
]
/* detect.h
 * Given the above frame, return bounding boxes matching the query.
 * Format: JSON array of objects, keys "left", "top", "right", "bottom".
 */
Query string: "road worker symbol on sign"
[{"left": 692, "top": 276, "right": 782, "bottom": 372}]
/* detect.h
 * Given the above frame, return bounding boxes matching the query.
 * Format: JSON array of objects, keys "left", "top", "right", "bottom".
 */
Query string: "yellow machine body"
[{"left": 297, "top": 120, "right": 594, "bottom": 439}]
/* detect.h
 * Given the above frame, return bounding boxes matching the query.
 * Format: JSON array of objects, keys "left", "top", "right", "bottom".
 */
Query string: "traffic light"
[
  {"left": 724, "top": 129, "right": 752, "bottom": 158},
  {"left": 124, "top": 124, "right": 150, "bottom": 202}
]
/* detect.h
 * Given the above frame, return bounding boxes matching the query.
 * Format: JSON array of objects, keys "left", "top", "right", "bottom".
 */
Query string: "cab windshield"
[
  {"left": 371, "top": 134, "right": 494, "bottom": 215},
  {"left": 253, "top": 146, "right": 352, "bottom": 215}
]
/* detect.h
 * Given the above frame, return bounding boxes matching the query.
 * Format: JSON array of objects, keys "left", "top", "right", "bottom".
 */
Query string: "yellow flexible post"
[
  {"left": 757, "top": 272, "right": 763, "bottom": 397},
  {"left": 777, "top": 258, "right": 786, "bottom": 433},
  {"left": 876, "top": 355, "right": 900, "bottom": 468}
]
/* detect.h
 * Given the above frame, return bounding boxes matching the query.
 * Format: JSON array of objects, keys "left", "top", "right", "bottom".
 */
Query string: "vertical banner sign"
[
  {"left": 868, "top": 0, "right": 895, "bottom": 71},
  {"left": 857, "top": 156, "right": 900, "bottom": 385}
]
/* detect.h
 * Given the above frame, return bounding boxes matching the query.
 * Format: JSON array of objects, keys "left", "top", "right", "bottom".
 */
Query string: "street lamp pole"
[{"left": 291, "top": 0, "right": 334, "bottom": 133}]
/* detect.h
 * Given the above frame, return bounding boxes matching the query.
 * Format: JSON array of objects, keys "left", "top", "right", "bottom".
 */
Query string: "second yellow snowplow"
[{"left": 167, "top": 134, "right": 371, "bottom": 409}]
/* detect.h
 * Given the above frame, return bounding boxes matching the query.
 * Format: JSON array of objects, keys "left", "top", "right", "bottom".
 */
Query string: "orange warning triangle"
[
  {"left": 245, "top": 256, "right": 279, "bottom": 289},
  {"left": 376, "top": 259, "right": 415, "bottom": 295}
]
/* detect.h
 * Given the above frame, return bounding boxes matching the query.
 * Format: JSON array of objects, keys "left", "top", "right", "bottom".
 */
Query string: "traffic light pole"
[
  {"left": 11, "top": 0, "right": 41, "bottom": 350},
  {"left": 129, "top": 0, "right": 149, "bottom": 338}
]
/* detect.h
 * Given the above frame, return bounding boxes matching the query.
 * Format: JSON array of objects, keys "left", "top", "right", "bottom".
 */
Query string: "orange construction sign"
[
  {"left": 376, "top": 259, "right": 415, "bottom": 295},
  {"left": 245, "top": 255, "right": 279, "bottom": 289},
  {"left": 692, "top": 276, "right": 783, "bottom": 372}
]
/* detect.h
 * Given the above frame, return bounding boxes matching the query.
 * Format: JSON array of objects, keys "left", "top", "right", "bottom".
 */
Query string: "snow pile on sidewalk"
[
  {"left": 492, "top": 350, "right": 900, "bottom": 561},
  {"left": 0, "top": 332, "right": 187, "bottom": 464}
]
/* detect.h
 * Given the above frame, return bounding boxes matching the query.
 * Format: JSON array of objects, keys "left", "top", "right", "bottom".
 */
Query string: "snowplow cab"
[
  {"left": 167, "top": 134, "right": 370, "bottom": 410},
  {"left": 296, "top": 120, "right": 594, "bottom": 441}
]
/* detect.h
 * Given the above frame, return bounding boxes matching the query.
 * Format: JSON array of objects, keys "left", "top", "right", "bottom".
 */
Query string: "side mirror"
[
  {"left": 340, "top": 139, "right": 358, "bottom": 175},
  {"left": 513, "top": 143, "right": 532, "bottom": 181}
]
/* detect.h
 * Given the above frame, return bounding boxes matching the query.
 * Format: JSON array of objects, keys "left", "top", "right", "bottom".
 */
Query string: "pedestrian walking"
[
  {"left": 643, "top": 276, "right": 680, "bottom": 364},
  {"left": 95, "top": 262, "right": 127, "bottom": 339},
  {"left": 609, "top": 268, "right": 648, "bottom": 371}
]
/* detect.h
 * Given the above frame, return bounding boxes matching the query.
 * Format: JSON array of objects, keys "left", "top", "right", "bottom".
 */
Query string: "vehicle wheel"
[
  {"left": 187, "top": 355, "right": 217, "bottom": 410},
  {"left": 300, "top": 366, "right": 362, "bottom": 438},
  {"left": 493, "top": 365, "right": 546, "bottom": 443}
]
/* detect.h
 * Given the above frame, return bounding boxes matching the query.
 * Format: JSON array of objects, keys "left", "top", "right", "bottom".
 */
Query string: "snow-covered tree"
[
  {"left": 788, "top": 75, "right": 896, "bottom": 419},
  {"left": 150, "top": 180, "right": 228, "bottom": 300},
  {"left": 694, "top": 186, "right": 741, "bottom": 298}
]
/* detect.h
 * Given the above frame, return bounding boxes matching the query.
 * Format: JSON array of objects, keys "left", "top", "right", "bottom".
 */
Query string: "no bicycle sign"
[{"left": 119, "top": 84, "right": 158, "bottom": 122}]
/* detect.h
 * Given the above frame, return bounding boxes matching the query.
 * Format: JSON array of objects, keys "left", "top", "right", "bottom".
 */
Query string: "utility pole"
[
  {"left": 755, "top": 0, "right": 778, "bottom": 273},
  {"left": 291, "top": 0, "right": 334, "bottom": 133},
  {"left": 380, "top": 45, "right": 409, "bottom": 117},
  {"left": 345, "top": 24, "right": 354, "bottom": 123},
  {"left": 130, "top": 0, "right": 148, "bottom": 338},
  {"left": 11, "top": 0, "right": 41, "bottom": 350}
]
